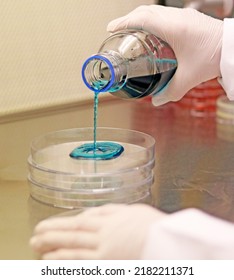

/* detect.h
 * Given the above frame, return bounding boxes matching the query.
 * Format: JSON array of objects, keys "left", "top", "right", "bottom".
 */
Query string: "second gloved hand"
[
  {"left": 107, "top": 5, "right": 223, "bottom": 106},
  {"left": 30, "top": 204, "right": 166, "bottom": 260}
]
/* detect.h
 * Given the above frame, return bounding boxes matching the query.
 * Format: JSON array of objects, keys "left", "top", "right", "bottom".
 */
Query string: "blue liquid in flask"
[{"left": 70, "top": 91, "right": 124, "bottom": 160}]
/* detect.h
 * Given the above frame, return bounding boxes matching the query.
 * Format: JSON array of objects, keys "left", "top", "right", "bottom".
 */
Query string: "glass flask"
[{"left": 82, "top": 29, "right": 177, "bottom": 99}]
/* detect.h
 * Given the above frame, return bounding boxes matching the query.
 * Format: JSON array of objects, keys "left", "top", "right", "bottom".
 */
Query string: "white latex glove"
[
  {"left": 107, "top": 5, "right": 223, "bottom": 106},
  {"left": 30, "top": 204, "right": 166, "bottom": 260}
]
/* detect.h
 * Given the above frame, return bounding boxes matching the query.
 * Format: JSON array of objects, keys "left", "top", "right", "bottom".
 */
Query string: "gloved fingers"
[
  {"left": 33, "top": 216, "right": 84, "bottom": 233},
  {"left": 81, "top": 203, "right": 127, "bottom": 216},
  {"left": 34, "top": 204, "right": 126, "bottom": 235},
  {"left": 34, "top": 214, "right": 102, "bottom": 234},
  {"left": 152, "top": 66, "right": 193, "bottom": 106},
  {"left": 151, "top": 92, "right": 171, "bottom": 107},
  {"left": 107, "top": 6, "right": 149, "bottom": 32},
  {"left": 42, "top": 248, "right": 98, "bottom": 260},
  {"left": 152, "top": 77, "right": 202, "bottom": 106},
  {"left": 30, "top": 230, "right": 98, "bottom": 254},
  {"left": 107, "top": 5, "right": 165, "bottom": 35},
  {"left": 107, "top": 5, "right": 184, "bottom": 43}
]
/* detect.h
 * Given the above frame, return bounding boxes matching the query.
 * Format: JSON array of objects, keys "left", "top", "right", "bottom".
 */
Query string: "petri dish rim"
[
  {"left": 28, "top": 173, "right": 154, "bottom": 194},
  {"left": 28, "top": 155, "right": 155, "bottom": 177},
  {"left": 29, "top": 127, "right": 156, "bottom": 176}
]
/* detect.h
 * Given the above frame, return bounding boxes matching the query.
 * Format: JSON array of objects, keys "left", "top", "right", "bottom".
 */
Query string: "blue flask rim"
[{"left": 82, "top": 55, "right": 115, "bottom": 92}]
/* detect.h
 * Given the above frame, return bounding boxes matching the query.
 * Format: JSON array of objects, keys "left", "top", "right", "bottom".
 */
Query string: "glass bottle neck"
[{"left": 82, "top": 52, "right": 127, "bottom": 93}]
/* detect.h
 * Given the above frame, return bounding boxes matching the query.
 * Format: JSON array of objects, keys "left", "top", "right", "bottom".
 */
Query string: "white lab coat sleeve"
[
  {"left": 141, "top": 208, "right": 234, "bottom": 259},
  {"left": 219, "top": 18, "right": 234, "bottom": 100}
]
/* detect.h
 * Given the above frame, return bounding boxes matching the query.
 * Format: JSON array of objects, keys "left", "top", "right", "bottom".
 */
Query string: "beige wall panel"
[{"left": 0, "top": 0, "right": 154, "bottom": 118}]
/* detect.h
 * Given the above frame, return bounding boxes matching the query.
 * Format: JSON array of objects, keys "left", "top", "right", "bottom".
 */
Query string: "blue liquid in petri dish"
[
  {"left": 70, "top": 91, "right": 124, "bottom": 160},
  {"left": 70, "top": 141, "right": 124, "bottom": 160}
]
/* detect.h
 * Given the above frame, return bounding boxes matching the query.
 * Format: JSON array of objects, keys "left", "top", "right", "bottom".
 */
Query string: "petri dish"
[
  {"left": 176, "top": 79, "right": 224, "bottom": 117},
  {"left": 216, "top": 95, "right": 234, "bottom": 125},
  {"left": 216, "top": 96, "right": 234, "bottom": 142},
  {"left": 28, "top": 127, "right": 155, "bottom": 209}
]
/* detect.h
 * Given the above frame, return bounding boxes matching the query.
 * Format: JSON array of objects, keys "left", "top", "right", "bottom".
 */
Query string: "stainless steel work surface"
[
  {"left": 131, "top": 101, "right": 234, "bottom": 223},
  {"left": 1, "top": 98, "right": 234, "bottom": 259}
]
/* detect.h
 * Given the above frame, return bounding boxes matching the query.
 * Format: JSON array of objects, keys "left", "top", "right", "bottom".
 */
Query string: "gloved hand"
[
  {"left": 107, "top": 5, "right": 223, "bottom": 106},
  {"left": 30, "top": 203, "right": 166, "bottom": 259}
]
